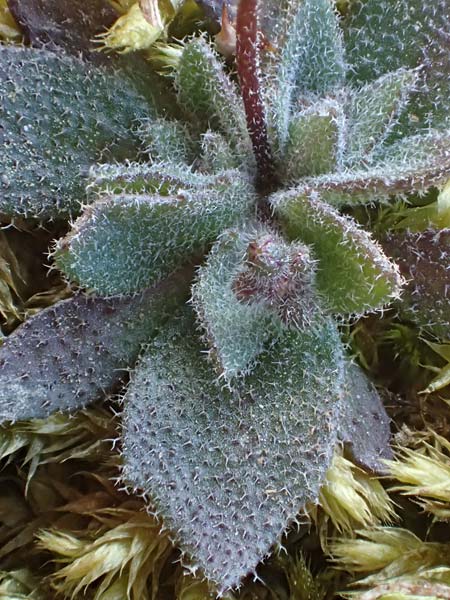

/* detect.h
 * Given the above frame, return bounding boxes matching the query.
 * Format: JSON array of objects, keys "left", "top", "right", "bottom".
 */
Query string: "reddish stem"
[{"left": 236, "top": 0, "right": 274, "bottom": 189}]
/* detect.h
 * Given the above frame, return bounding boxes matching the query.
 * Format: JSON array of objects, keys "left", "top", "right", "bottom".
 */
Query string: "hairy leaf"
[
  {"left": 138, "top": 117, "right": 197, "bottom": 165},
  {"left": 0, "top": 267, "right": 192, "bottom": 423},
  {"left": 230, "top": 231, "right": 320, "bottom": 329},
  {"left": 339, "top": 363, "right": 392, "bottom": 473},
  {"left": 175, "top": 37, "right": 253, "bottom": 163},
  {"left": 345, "top": 0, "right": 450, "bottom": 128},
  {"left": 198, "top": 131, "right": 238, "bottom": 172},
  {"left": 373, "top": 128, "right": 450, "bottom": 172},
  {"left": 87, "top": 161, "right": 227, "bottom": 197},
  {"left": 192, "top": 227, "right": 318, "bottom": 380},
  {"left": 344, "top": 68, "right": 419, "bottom": 165},
  {"left": 0, "top": 46, "right": 154, "bottom": 220},
  {"left": 191, "top": 228, "right": 282, "bottom": 381},
  {"left": 122, "top": 308, "right": 344, "bottom": 591},
  {"left": 56, "top": 171, "right": 256, "bottom": 296},
  {"left": 345, "top": 0, "right": 424, "bottom": 83},
  {"left": 282, "top": 99, "right": 342, "bottom": 182},
  {"left": 267, "top": 0, "right": 346, "bottom": 153},
  {"left": 271, "top": 193, "right": 403, "bottom": 315},
  {"left": 274, "top": 129, "right": 450, "bottom": 208},
  {"left": 419, "top": 2, "right": 450, "bottom": 127},
  {"left": 6, "top": 0, "right": 117, "bottom": 57},
  {"left": 291, "top": 0, "right": 346, "bottom": 96},
  {"left": 382, "top": 228, "right": 450, "bottom": 338}
]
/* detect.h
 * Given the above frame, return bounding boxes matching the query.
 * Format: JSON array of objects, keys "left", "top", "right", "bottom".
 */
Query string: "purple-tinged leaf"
[
  {"left": 122, "top": 307, "right": 344, "bottom": 591},
  {"left": 0, "top": 267, "right": 192, "bottom": 423},
  {"left": 7, "top": 0, "right": 117, "bottom": 59},
  {"left": 382, "top": 228, "right": 450, "bottom": 338},
  {"left": 339, "top": 363, "right": 392, "bottom": 474}
]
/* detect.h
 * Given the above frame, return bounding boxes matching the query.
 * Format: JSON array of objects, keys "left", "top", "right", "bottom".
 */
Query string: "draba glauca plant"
[{"left": 1, "top": 0, "right": 450, "bottom": 591}]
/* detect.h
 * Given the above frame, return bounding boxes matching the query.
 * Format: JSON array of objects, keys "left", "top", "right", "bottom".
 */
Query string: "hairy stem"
[{"left": 236, "top": 0, "right": 274, "bottom": 190}]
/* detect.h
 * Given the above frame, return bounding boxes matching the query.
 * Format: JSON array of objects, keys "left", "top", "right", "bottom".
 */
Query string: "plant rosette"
[{"left": 1, "top": 0, "right": 450, "bottom": 592}]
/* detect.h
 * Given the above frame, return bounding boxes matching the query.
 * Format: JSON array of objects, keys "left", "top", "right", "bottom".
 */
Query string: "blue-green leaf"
[
  {"left": 0, "top": 268, "right": 192, "bottom": 423},
  {"left": 56, "top": 170, "right": 256, "bottom": 296},
  {"left": 271, "top": 192, "right": 403, "bottom": 315},
  {"left": 122, "top": 307, "right": 345, "bottom": 591},
  {"left": 0, "top": 45, "right": 154, "bottom": 219}
]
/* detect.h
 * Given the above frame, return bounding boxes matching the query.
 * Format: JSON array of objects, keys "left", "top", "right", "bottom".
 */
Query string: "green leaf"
[
  {"left": 191, "top": 228, "right": 282, "bottom": 381},
  {"left": 345, "top": 0, "right": 450, "bottom": 129},
  {"left": 271, "top": 192, "right": 403, "bottom": 315},
  {"left": 373, "top": 128, "right": 450, "bottom": 172},
  {"left": 0, "top": 45, "right": 154, "bottom": 220},
  {"left": 175, "top": 37, "right": 253, "bottom": 164},
  {"left": 138, "top": 117, "right": 197, "bottom": 165},
  {"left": 122, "top": 307, "right": 345, "bottom": 591},
  {"left": 0, "top": 267, "right": 192, "bottom": 423},
  {"left": 345, "top": 0, "right": 425, "bottom": 83},
  {"left": 292, "top": 0, "right": 346, "bottom": 96},
  {"left": 282, "top": 99, "right": 342, "bottom": 182},
  {"left": 344, "top": 68, "right": 419, "bottom": 166},
  {"left": 274, "top": 129, "right": 450, "bottom": 208},
  {"left": 267, "top": 0, "right": 346, "bottom": 153},
  {"left": 192, "top": 227, "right": 319, "bottom": 380},
  {"left": 198, "top": 131, "right": 238, "bottom": 173},
  {"left": 55, "top": 170, "right": 256, "bottom": 296},
  {"left": 87, "top": 160, "right": 223, "bottom": 197}
]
